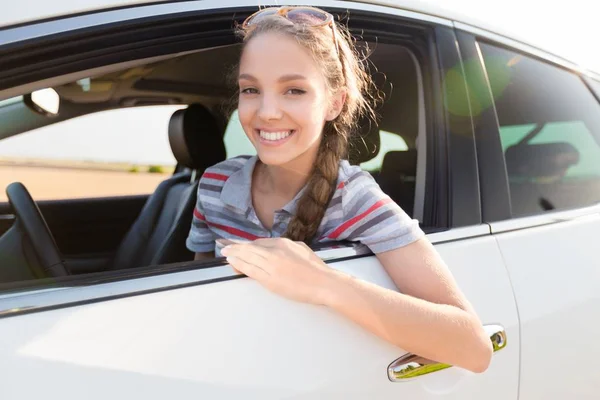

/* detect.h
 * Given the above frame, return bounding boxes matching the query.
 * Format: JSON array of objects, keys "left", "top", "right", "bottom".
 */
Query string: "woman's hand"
[{"left": 220, "top": 238, "right": 337, "bottom": 305}]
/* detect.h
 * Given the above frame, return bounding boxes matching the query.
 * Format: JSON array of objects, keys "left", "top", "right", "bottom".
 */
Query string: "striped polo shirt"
[{"left": 186, "top": 155, "right": 424, "bottom": 255}]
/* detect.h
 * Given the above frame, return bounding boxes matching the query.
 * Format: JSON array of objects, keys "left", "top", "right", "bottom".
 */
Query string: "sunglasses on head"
[
  {"left": 242, "top": 6, "right": 335, "bottom": 28},
  {"left": 242, "top": 6, "right": 343, "bottom": 61}
]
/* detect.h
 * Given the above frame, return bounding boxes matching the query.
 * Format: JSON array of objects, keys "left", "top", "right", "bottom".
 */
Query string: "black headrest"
[
  {"left": 168, "top": 104, "right": 226, "bottom": 170},
  {"left": 381, "top": 149, "right": 418, "bottom": 175},
  {"left": 348, "top": 117, "right": 381, "bottom": 164},
  {"left": 505, "top": 142, "right": 579, "bottom": 178}
]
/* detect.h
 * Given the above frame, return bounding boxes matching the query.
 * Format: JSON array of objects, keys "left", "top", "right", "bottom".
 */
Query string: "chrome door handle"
[{"left": 387, "top": 324, "right": 507, "bottom": 382}]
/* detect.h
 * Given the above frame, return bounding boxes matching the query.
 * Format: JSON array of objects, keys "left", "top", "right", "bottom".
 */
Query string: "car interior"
[{"left": 0, "top": 39, "right": 427, "bottom": 286}]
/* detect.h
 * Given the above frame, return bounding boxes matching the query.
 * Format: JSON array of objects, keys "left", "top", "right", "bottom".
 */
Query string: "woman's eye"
[
  {"left": 240, "top": 88, "right": 258, "bottom": 95},
  {"left": 286, "top": 88, "right": 306, "bottom": 95}
]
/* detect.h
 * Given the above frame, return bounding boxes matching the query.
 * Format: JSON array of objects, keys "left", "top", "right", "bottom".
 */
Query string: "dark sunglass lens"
[{"left": 286, "top": 8, "right": 329, "bottom": 25}]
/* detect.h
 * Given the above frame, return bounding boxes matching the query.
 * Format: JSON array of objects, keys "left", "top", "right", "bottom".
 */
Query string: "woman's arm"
[
  {"left": 220, "top": 238, "right": 492, "bottom": 373},
  {"left": 322, "top": 238, "right": 492, "bottom": 373}
]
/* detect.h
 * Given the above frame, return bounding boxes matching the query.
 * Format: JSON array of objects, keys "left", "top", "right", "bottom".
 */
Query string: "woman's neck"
[{"left": 255, "top": 149, "right": 317, "bottom": 201}]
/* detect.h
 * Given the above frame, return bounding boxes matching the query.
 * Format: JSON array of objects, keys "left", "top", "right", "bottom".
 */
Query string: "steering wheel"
[{"left": 6, "top": 182, "right": 68, "bottom": 278}]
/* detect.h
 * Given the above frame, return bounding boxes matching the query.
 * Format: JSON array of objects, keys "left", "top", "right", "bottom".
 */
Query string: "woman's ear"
[{"left": 326, "top": 90, "right": 347, "bottom": 121}]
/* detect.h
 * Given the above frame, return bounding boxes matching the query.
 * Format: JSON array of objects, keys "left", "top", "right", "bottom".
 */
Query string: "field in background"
[{"left": 0, "top": 161, "right": 173, "bottom": 202}]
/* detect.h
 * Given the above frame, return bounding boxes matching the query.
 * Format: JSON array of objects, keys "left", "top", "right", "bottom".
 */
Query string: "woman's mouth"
[{"left": 257, "top": 129, "right": 295, "bottom": 146}]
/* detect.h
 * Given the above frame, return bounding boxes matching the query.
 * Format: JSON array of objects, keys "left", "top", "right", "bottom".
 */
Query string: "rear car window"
[{"left": 480, "top": 42, "right": 600, "bottom": 217}]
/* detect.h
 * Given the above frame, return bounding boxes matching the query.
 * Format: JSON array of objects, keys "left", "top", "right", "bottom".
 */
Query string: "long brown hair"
[{"left": 235, "top": 10, "right": 378, "bottom": 244}]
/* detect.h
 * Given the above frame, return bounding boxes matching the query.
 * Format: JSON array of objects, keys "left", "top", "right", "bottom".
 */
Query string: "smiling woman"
[{"left": 186, "top": 5, "right": 493, "bottom": 374}]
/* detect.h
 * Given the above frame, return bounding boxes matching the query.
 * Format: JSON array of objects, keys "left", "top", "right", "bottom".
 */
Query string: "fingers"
[
  {"left": 229, "top": 264, "right": 243, "bottom": 275},
  {"left": 295, "top": 240, "right": 311, "bottom": 249},
  {"left": 252, "top": 238, "right": 286, "bottom": 248},
  {"left": 226, "top": 255, "right": 270, "bottom": 281},
  {"left": 215, "top": 238, "right": 239, "bottom": 247},
  {"left": 222, "top": 242, "right": 272, "bottom": 262},
  {"left": 222, "top": 245, "right": 270, "bottom": 267}
]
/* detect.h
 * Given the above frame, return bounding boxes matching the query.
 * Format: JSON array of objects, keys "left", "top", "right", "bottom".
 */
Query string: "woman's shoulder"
[
  {"left": 323, "top": 160, "right": 423, "bottom": 253},
  {"left": 336, "top": 159, "right": 378, "bottom": 193},
  {"left": 333, "top": 159, "right": 401, "bottom": 215}
]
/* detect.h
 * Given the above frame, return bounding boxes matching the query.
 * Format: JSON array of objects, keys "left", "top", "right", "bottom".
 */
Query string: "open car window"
[
  {"left": 0, "top": 105, "right": 182, "bottom": 201},
  {"left": 0, "top": 12, "right": 431, "bottom": 295}
]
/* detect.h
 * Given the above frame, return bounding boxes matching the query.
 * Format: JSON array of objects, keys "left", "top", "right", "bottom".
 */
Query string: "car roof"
[
  {"left": 2, "top": 0, "right": 597, "bottom": 76},
  {"left": 0, "top": 0, "right": 538, "bottom": 42},
  {"left": 0, "top": 0, "right": 515, "bottom": 35}
]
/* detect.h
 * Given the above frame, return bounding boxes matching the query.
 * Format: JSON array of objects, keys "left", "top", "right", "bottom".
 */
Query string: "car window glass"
[
  {"left": 359, "top": 130, "right": 408, "bottom": 172},
  {"left": 480, "top": 42, "right": 600, "bottom": 217},
  {"left": 498, "top": 122, "right": 600, "bottom": 179},
  {"left": 0, "top": 105, "right": 183, "bottom": 201},
  {"left": 223, "top": 110, "right": 257, "bottom": 158},
  {"left": 0, "top": 96, "right": 23, "bottom": 108}
]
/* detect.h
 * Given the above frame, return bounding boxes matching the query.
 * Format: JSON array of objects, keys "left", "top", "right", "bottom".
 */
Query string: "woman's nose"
[{"left": 257, "top": 94, "right": 283, "bottom": 121}]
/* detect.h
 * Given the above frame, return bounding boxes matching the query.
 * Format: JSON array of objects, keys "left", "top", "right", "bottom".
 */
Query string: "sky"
[
  {"left": 424, "top": 0, "right": 600, "bottom": 74},
  {"left": 0, "top": 0, "right": 598, "bottom": 165}
]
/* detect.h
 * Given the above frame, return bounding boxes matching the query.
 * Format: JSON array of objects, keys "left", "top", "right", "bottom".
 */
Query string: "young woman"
[{"left": 186, "top": 6, "right": 492, "bottom": 373}]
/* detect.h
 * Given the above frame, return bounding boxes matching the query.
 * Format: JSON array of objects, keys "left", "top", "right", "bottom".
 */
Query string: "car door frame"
[
  {"left": 0, "top": 0, "right": 506, "bottom": 310},
  {"left": 0, "top": 1, "right": 434, "bottom": 273},
  {"left": 0, "top": 0, "right": 483, "bottom": 310}
]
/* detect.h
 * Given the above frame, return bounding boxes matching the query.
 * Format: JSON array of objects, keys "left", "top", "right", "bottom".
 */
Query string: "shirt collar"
[
  {"left": 220, "top": 155, "right": 257, "bottom": 212},
  {"left": 220, "top": 155, "right": 309, "bottom": 215}
]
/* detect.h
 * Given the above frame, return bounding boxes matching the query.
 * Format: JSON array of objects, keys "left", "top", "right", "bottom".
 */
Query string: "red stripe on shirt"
[
  {"left": 203, "top": 172, "right": 229, "bottom": 181},
  {"left": 327, "top": 198, "right": 392, "bottom": 239},
  {"left": 208, "top": 222, "right": 262, "bottom": 241},
  {"left": 193, "top": 207, "right": 205, "bottom": 220},
  {"left": 194, "top": 208, "right": 260, "bottom": 240},
  {"left": 337, "top": 181, "right": 345, "bottom": 190}
]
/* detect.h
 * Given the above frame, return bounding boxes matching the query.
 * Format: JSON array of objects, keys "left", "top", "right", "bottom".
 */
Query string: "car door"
[
  {"left": 0, "top": 1, "right": 520, "bottom": 399},
  {"left": 0, "top": 235, "right": 517, "bottom": 400},
  {"left": 457, "top": 31, "right": 600, "bottom": 398}
]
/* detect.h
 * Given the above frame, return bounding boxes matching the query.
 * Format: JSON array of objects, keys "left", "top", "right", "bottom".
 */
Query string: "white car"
[{"left": 0, "top": 1, "right": 599, "bottom": 399}]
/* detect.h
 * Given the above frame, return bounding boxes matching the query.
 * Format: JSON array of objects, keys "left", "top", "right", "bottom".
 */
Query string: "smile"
[{"left": 257, "top": 129, "right": 295, "bottom": 145}]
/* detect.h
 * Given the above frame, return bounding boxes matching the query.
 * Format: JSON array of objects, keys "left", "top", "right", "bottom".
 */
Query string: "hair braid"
[{"left": 284, "top": 125, "right": 347, "bottom": 243}]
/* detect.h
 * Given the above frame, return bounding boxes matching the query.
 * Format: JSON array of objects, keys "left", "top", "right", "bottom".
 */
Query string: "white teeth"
[{"left": 259, "top": 130, "right": 292, "bottom": 141}]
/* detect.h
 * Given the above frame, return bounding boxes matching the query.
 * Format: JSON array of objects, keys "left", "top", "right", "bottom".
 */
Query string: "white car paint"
[
  {"left": 491, "top": 206, "right": 600, "bottom": 399},
  {"left": 1, "top": 231, "right": 519, "bottom": 399}
]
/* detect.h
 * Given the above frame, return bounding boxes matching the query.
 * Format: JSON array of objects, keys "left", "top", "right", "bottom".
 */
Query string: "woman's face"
[{"left": 237, "top": 31, "right": 342, "bottom": 167}]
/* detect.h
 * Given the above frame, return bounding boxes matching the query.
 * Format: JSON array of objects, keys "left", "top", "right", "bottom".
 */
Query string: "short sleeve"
[
  {"left": 334, "top": 173, "right": 425, "bottom": 253},
  {"left": 186, "top": 183, "right": 216, "bottom": 253}
]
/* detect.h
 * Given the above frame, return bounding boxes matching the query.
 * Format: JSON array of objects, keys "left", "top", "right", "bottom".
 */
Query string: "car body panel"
[
  {"left": 1, "top": 231, "right": 519, "bottom": 399},
  {"left": 491, "top": 209, "right": 600, "bottom": 399}
]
